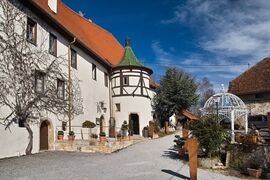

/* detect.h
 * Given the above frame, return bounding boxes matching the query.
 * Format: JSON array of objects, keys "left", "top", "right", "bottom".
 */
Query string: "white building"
[{"left": 0, "top": 0, "right": 156, "bottom": 158}]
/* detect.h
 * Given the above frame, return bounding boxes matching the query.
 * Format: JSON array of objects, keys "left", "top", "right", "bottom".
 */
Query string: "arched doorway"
[
  {"left": 129, "top": 113, "right": 139, "bottom": 135},
  {"left": 40, "top": 120, "right": 53, "bottom": 151},
  {"left": 40, "top": 121, "right": 49, "bottom": 150}
]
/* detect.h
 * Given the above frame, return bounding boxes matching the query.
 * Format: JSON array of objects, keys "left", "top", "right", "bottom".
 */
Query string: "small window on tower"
[
  {"left": 115, "top": 103, "right": 121, "bottom": 112},
  {"left": 122, "top": 76, "right": 129, "bottom": 85}
]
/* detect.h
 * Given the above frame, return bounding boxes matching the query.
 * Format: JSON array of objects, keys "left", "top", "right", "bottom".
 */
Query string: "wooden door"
[
  {"left": 130, "top": 114, "right": 139, "bottom": 135},
  {"left": 40, "top": 121, "right": 48, "bottom": 150}
]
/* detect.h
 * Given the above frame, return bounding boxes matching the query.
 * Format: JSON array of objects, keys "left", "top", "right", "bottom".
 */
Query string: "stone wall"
[
  {"left": 246, "top": 101, "right": 270, "bottom": 115},
  {"left": 229, "top": 144, "right": 270, "bottom": 171}
]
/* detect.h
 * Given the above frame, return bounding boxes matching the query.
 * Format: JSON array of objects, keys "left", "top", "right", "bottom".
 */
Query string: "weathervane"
[{"left": 125, "top": 36, "right": 131, "bottom": 47}]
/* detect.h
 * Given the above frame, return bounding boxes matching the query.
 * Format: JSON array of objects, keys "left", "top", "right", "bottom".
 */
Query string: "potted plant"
[
  {"left": 99, "top": 131, "right": 106, "bottom": 143},
  {"left": 247, "top": 163, "right": 262, "bottom": 178},
  {"left": 246, "top": 130, "right": 258, "bottom": 144},
  {"left": 57, "top": 130, "right": 64, "bottom": 141},
  {"left": 68, "top": 131, "right": 75, "bottom": 141},
  {"left": 121, "top": 120, "right": 129, "bottom": 141},
  {"left": 91, "top": 133, "right": 98, "bottom": 139},
  {"left": 117, "top": 133, "right": 122, "bottom": 142},
  {"left": 82, "top": 120, "right": 96, "bottom": 128}
]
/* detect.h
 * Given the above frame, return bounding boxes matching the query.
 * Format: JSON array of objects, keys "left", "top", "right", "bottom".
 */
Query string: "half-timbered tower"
[{"left": 111, "top": 38, "right": 153, "bottom": 135}]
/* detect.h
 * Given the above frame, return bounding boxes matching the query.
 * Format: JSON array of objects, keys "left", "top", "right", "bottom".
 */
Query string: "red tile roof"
[
  {"left": 228, "top": 57, "right": 270, "bottom": 95},
  {"left": 182, "top": 111, "right": 200, "bottom": 121},
  {"left": 28, "top": 0, "right": 124, "bottom": 65}
]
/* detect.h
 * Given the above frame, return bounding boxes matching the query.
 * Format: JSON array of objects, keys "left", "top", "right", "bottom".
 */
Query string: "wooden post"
[
  {"left": 164, "top": 121, "right": 168, "bottom": 134},
  {"left": 267, "top": 112, "right": 270, "bottom": 134},
  {"left": 187, "top": 137, "right": 198, "bottom": 180},
  {"left": 149, "top": 121, "right": 154, "bottom": 138},
  {"left": 182, "top": 128, "right": 189, "bottom": 152}
]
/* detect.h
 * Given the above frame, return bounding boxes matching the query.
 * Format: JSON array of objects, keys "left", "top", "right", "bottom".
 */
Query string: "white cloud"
[{"left": 157, "top": 0, "right": 270, "bottom": 89}]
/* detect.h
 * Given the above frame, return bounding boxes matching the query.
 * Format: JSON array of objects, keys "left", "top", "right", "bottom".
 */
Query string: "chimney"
[{"left": 48, "top": 0, "right": 57, "bottom": 13}]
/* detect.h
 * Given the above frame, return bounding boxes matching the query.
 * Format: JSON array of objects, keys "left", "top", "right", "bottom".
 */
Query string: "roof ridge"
[
  {"left": 60, "top": 1, "right": 113, "bottom": 37},
  {"left": 230, "top": 57, "right": 270, "bottom": 83}
]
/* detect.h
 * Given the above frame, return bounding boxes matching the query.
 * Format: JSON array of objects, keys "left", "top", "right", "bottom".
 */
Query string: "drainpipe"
[{"left": 68, "top": 37, "right": 76, "bottom": 133}]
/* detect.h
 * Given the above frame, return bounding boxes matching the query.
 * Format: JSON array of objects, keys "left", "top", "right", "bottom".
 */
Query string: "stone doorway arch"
[{"left": 40, "top": 120, "right": 53, "bottom": 151}]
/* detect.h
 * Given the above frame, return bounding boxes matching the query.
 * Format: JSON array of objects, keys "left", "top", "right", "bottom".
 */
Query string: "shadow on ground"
[
  {"left": 162, "top": 145, "right": 188, "bottom": 161},
  {"left": 161, "top": 169, "right": 190, "bottom": 179},
  {"left": 162, "top": 146, "right": 179, "bottom": 160}
]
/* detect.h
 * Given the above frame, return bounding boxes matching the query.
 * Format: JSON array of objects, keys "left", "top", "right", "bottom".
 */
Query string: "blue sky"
[{"left": 62, "top": 0, "right": 270, "bottom": 91}]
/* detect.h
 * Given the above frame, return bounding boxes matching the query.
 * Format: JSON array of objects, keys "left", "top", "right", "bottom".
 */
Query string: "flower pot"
[
  {"left": 117, "top": 136, "right": 121, "bottom": 142},
  {"left": 100, "top": 136, "right": 106, "bottom": 143},
  {"left": 247, "top": 135, "right": 257, "bottom": 144},
  {"left": 68, "top": 135, "right": 75, "bottom": 141},
  {"left": 247, "top": 168, "right": 262, "bottom": 178},
  {"left": 57, "top": 135, "right": 64, "bottom": 141}
]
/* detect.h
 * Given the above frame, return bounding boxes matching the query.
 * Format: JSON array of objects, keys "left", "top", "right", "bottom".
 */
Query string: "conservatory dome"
[{"left": 204, "top": 92, "right": 246, "bottom": 110}]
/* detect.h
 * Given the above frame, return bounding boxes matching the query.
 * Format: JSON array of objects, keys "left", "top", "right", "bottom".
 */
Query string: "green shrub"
[
  {"left": 82, "top": 120, "right": 96, "bottom": 128},
  {"left": 99, "top": 132, "right": 106, "bottom": 136},
  {"left": 58, "top": 130, "right": 64, "bottom": 136},
  {"left": 69, "top": 131, "right": 75, "bottom": 136},
  {"left": 91, "top": 133, "right": 98, "bottom": 138},
  {"left": 187, "top": 114, "right": 229, "bottom": 157},
  {"left": 121, "top": 120, "right": 129, "bottom": 130}
]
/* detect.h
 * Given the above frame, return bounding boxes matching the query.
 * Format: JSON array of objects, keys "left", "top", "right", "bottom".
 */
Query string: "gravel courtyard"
[{"left": 0, "top": 134, "right": 242, "bottom": 180}]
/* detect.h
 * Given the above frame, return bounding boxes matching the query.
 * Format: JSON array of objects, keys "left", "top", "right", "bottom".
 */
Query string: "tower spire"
[{"left": 125, "top": 36, "right": 131, "bottom": 47}]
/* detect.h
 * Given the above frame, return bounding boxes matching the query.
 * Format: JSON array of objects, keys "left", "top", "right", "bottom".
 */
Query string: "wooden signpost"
[{"left": 187, "top": 137, "right": 198, "bottom": 180}]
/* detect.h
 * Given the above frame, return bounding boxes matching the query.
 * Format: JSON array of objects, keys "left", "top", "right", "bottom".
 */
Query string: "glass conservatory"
[{"left": 203, "top": 90, "right": 248, "bottom": 142}]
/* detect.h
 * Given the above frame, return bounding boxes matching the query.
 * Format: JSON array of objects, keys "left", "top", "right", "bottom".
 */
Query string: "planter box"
[{"left": 247, "top": 168, "right": 262, "bottom": 178}]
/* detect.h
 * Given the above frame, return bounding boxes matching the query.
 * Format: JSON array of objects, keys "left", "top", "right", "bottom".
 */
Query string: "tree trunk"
[{"left": 24, "top": 121, "right": 33, "bottom": 155}]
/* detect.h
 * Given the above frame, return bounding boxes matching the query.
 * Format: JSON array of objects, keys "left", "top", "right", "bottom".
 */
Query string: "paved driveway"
[{"left": 0, "top": 134, "right": 241, "bottom": 180}]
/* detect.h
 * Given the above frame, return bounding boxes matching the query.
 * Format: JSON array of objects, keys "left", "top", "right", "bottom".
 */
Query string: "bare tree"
[
  {"left": 0, "top": 0, "right": 83, "bottom": 155},
  {"left": 198, "top": 77, "right": 215, "bottom": 108}
]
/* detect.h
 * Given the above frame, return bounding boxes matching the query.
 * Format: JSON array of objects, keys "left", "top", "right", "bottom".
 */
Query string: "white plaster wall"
[
  {"left": 0, "top": 0, "right": 111, "bottom": 158},
  {"left": 113, "top": 96, "right": 153, "bottom": 135},
  {"left": 0, "top": 125, "right": 39, "bottom": 158}
]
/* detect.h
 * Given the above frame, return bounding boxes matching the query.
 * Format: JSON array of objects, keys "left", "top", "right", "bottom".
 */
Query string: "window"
[
  {"left": 92, "top": 64, "right": 96, "bottom": 80},
  {"left": 26, "top": 18, "right": 37, "bottom": 44},
  {"left": 255, "top": 93, "right": 263, "bottom": 99},
  {"left": 35, "top": 71, "right": 45, "bottom": 93},
  {"left": 122, "top": 76, "right": 129, "bottom": 85},
  {"left": 57, "top": 79, "right": 65, "bottom": 99},
  {"left": 62, "top": 121, "right": 67, "bottom": 131},
  {"left": 115, "top": 103, "right": 121, "bottom": 112},
  {"left": 49, "top": 33, "right": 57, "bottom": 56},
  {"left": 70, "top": 48, "right": 77, "bottom": 69},
  {"left": 104, "top": 73, "right": 108, "bottom": 87}
]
